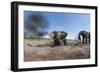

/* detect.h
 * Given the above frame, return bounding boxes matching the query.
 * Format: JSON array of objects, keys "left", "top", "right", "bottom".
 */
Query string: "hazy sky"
[{"left": 24, "top": 11, "right": 90, "bottom": 39}]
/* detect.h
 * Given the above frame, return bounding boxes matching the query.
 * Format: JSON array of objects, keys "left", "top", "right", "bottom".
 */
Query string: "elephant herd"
[{"left": 49, "top": 31, "right": 90, "bottom": 47}]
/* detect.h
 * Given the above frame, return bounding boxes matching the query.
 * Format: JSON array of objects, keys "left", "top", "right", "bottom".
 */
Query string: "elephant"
[
  {"left": 78, "top": 31, "right": 90, "bottom": 44},
  {"left": 49, "top": 31, "right": 68, "bottom": 47}
]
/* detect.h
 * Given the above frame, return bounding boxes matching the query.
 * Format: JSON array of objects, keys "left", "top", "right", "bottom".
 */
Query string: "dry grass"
[{"left": 24, "top": 38, "right": 90, "bottom": 62}]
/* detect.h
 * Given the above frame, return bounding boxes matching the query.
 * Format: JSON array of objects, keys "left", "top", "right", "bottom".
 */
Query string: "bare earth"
[{"left": 24, "top": 38, "right": 90, "bottom": 62}]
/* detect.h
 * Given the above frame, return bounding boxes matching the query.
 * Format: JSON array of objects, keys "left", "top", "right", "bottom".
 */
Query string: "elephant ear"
[
  {"left": 49, "top": 31, "right": 57, "bottom": 39},
  {"left": 49, "top": 32, "right": 54, "bottom": 38},
  {"left": 62, "top": 31, "right": 67, "bottom": 37}
]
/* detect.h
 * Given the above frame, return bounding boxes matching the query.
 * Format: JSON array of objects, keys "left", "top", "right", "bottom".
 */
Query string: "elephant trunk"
[{"left": 78, "top": 33, "right": 81, "bottom": 41}]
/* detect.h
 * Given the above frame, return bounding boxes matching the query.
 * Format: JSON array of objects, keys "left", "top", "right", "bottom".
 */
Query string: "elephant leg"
[
  {"left": 51, "top": 40, "right": 55, "bottom": 47},
  {"left": 54, "top": 39, "right": 60, "bottom": 46},
  {"left": 51, "top": 39, "right": 58, "bottom": 47},
  {"left": 54, "top": 40, "right": 57, "bottom": 46},
  {"left": 51, "top": 40, "right": 57, "bottom": 47},
  {"left": 82, "top": 37, "right": 84, "bottom": 44},
  {"left": 63, "top": 39, "right": 67, "bottom": 46},
  {"left": 86, "top": 38, "right": 87, "bottom": 44},
  {"left": 89, "top": 37, "right": 90, "bottom": 44}
]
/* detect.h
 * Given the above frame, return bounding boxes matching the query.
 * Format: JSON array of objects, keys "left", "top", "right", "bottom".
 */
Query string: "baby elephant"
[{"left": 49, "top": 31, "right": 68, "bottom": 47}]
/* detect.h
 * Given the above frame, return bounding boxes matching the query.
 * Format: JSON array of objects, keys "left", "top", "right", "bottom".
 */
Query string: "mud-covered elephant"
[{"left": 49, "top": 31, "right": 68, "bottom": 47}]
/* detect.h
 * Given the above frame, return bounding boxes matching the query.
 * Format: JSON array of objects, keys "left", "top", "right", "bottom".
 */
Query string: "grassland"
[{"left": 24, "top": 38, "right": 90, "bottom": 62}]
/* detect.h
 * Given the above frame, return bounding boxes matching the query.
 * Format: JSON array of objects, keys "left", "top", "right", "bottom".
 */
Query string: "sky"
[{"left": 24, "top": 11, "right": 90, "bottom": 39}]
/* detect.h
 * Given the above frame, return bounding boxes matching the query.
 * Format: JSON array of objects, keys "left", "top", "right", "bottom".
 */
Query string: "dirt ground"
[{"left": 24, "top": 38, "right": 90, "bottom": 62}]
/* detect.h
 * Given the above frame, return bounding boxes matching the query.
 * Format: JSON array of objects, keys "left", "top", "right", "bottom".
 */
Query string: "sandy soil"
[{"left": 24, "top": 38, "right": 90, "bottom": 62}]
